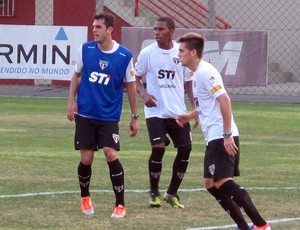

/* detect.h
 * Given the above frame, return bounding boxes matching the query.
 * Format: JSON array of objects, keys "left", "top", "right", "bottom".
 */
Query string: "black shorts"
[
  {"left": 146, "top": 117, "right": 192, "bottom": 148},
  {"left": 204, "top": 137, "right": 240, "bottom": 180},
  {"left": 74, "top": 115, "right": 120, "bottom": 151}
]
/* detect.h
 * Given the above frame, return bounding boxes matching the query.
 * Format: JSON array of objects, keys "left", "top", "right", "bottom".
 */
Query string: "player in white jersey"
[
  {"left": 176, "top": 32, "right": 271, "bottom": 230},
  {"left": 66, "top": 13, "right": 138, "bottom": 219},
  {"left": 135, "top": 17, "right": 198, "bottom": 209}
]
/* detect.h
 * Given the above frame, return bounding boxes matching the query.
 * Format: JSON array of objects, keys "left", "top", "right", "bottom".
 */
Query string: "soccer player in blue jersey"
[{"left": 66, "top": 12, "right": 139, "bottom": 218}]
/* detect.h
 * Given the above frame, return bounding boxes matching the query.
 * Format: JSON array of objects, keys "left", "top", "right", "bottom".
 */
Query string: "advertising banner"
[
  {"left": 0, "top": 25, "right": 87, "bottom": 80},
  {"left": 122, "top": 28, "right": 268, "bottom": 86}
]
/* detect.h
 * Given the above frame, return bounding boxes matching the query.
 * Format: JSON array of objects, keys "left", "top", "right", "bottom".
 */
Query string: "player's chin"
[{"left": 155, "top": 37, "right": 162, "bottom": 43}]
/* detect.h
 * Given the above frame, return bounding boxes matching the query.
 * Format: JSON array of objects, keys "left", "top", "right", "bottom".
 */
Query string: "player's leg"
[
  {"left": 166, "top": 144, "right": 191, "bottom": 193},
  {"left": 104, "top": 147, "right": 126, "bottom": 218},
  {"left": 167, "top": 121, "right": 192, "bottom": 194},
  {"left": 214, "top": 137, "right": 269, "bottom": 229},
  {"left": 78, "top": 150, "right": 94, "bottom": 198},
  {"left": 78, "top": 150, "right": 95, "bottom": 215},
  {"left": 97, "top": 121, "right": 126, "bottom": 218},
  {"left": 204, "top": 138, "right": 250, "bottom": 229},
  {"left": 146, "top": 117, "right": 167, "bottom": 207},
  {"left": 164, "top": 120, "right": 192, "bottom": 208},
  {"left": 75, "top": 115, "right": 97, "bottom": 215},
  {"left": 217, "top": 180, "right": 269, "bottom": 229}
]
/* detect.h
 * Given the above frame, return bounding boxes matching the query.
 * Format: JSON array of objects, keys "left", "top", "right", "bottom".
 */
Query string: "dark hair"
[
  {"left": 177, "top": 32, "right": 205, "bottom": 58},
  {"left": 94, "top": 12, "right": 115, "bottom": 28},
  {"left": 156, "top": 17, "right": 175, "bottom": 30}
]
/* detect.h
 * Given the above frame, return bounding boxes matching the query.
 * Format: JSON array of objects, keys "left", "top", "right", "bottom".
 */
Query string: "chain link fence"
[
  {"left": 0, "top": 0, "right": 299, "bottom": 102},
  {"left": 105, "top": 0, "right": 300, "bottom": 101}
]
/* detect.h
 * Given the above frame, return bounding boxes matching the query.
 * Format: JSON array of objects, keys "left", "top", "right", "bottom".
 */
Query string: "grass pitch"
[{"left": 0, "top": 97, "right": 299, "bottom": 229}]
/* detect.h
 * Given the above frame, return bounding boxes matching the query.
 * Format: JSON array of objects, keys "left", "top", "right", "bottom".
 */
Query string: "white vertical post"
[{"left": 207, "top": 0, "right": 216, "bottom": 29}]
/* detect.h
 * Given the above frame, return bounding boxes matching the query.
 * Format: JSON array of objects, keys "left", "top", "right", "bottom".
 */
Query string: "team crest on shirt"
[
  {"left": 99, "top": 60, "right": 108, "bottom": 70},
  {"left": 173, "top": 57, "right": 180, "bottom": 65},
  {"left": 209, "top": 164, "right": 215, "bottom": 175},
  {"left": 112, "top": 133, "right": 119, "bottom": 143},
  {"left": 209, "top": 76, "right": 217, "bottom": 86}
]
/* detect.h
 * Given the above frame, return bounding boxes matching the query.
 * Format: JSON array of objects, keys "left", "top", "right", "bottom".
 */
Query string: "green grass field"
[{"left": 0, "top": 97, "right": 299, "bottom": 230}]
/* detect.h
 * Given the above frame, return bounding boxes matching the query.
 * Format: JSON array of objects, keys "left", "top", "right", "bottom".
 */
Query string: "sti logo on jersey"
[
  {"left": 89, "top": 72, "right": 111, "bottom": 85},
  {"left": 99, "top": 60, "right": 108, "bottom": 70},
  {"left": 158, "top": 69, "right": 175, "bottom": 79}
]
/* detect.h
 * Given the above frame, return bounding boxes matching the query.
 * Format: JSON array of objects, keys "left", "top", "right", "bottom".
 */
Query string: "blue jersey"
[{"left": 77, "top": 41, "right": 133, "bottom": 121}]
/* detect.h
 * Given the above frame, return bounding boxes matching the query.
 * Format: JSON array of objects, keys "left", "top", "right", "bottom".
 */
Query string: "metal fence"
[
  {"left": 0, "top": 0, "right": 299, "bottom": 102},
  {"left": 0, "top": 0, "right": 14, "bottom": 16},
  {"left": 105, "top": 0, "right": 300, "bottom": 102}
]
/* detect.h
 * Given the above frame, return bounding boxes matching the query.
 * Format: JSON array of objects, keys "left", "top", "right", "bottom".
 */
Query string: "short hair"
[
  {"left": 177, "top": 32, "right": 205, "bottom": 58},
  {"left": 156, "top": 17, "right": 175, "bottom": 30},
  {"left": 94, "top": 12, "right": 115, "bottom": 28}
]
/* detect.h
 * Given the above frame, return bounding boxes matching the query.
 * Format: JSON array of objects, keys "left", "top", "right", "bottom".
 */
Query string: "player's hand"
[
  {"left": 193, "top": 117, "right": 200, "bottom": 129},
  {"left": 177, "top": 110, "right": 199, "bottom": 128},
  {"left": 66, "top": 99, "right": 77, "bottom": 121},
  {"left": 143, "top": 93, "right": 157, "bottom": 107},
  {"left": 224, "top": 136, "right": 238, "bottom": 156},
  {"left": 176, "top": 114, "right": 191, "bottom": 127},
  {"left": 129, "top": 119, "right": 138, "bottom": 137}
]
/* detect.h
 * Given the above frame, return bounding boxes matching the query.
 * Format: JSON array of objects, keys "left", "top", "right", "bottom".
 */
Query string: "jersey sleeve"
[
  {"left": 183, "top": 67, "right": 194, "bottom": 82},
  {"left": 202, "top": 71, "right": 226, "bottom": 99},
  {"left": 124, "top": 58, "right": 136, "bottom": 82},
  {"left": 135, "top": 49, "right": 148, "bottom": 77},
  {"left": 74, "top": 44, "right": 83, "bottom": 73}
]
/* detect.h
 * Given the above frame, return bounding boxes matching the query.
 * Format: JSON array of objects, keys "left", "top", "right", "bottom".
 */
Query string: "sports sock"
[
  {"left": 78, "top": 161, "right": 92, "bottom": 197},
  {"left": 208, "top": 187, "right": 250, "bottom": 230},
  {"left": 107, "top": 159, "right": 125, "bottom": 206},
  {"left": 167, "top": 145, "right": 191, "bottom": 194},
  {"left": 219, "top": 180, "right": 267, "bottom": 227},
  {"left": 149, "top": 147, "right": 165, "bottom": 193}
]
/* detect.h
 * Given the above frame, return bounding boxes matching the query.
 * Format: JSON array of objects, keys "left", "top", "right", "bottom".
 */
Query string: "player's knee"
[
  {"left": 204, "top": 178, "right": 214, "bottom": 189},
  {"left": 80, "top": 151, "right": 94, "bottom": 165},
  {"left": 177, "top": 145, "right": 192, "bottom": 159},
  {"left": 103, "top": 147, "right": 118, "bottom": 162},
  {"left": 150, "top": 147, "right": 165, "bottom": 161}
]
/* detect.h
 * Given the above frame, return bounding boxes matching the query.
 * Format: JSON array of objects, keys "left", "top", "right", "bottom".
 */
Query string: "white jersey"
[
  {"left": 135, "top": 41, "right": 192, "bottom": 119},
  {"left": 193, "top": 60, "right": 239, "bottom": 144}
]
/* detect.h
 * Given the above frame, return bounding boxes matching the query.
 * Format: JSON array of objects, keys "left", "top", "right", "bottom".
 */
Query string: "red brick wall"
[
  {"left": 104, "top": 6, "right": 131, "bottom": 43},
  {"left": 53, "top": 0, "right": 96, "bottom": 40},
  {"left": 0, "top": 0, "right": 35, "bottom": 25}
]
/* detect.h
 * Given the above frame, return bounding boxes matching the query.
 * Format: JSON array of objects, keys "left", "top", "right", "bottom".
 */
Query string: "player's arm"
[
  {"left": 126, "top": 81, "right": 139, "bottom": 137},
  {"left": 176, "top": 109, "right": 199, "bottom": 127},
  {"left": 135, "top": 75, "right": 146, "bottom": 98},
  {"left": 184, "top": 80, "right": 199, "bottom": 128},
  {"left": 217, "top": 93, "right": 238, "bottom": 156},
  {"left": 135, "top": 50, "right": 157, "bottom": 107},
  {"left": 67, "top": 71, "right": 81, "bottom": 121},
  {"left": 67, "top": 44, "right": 83, "bottom": 121},
  {"left": 135, "top": 75, "right": 157, "bottom": 107},
  {"left": 125, "top": 58, "right": 139, "bottom": 137}
]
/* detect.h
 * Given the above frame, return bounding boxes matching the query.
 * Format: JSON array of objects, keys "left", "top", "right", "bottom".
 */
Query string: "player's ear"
[
  {"left": 107, "top": 26, "right": 114, "bottom": 34},
  {"left": 169, "top": 28, "right": 175, "bottom": 35},
  {"left": 191, "top": 49, "right": 197, "bottom": 57}
]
